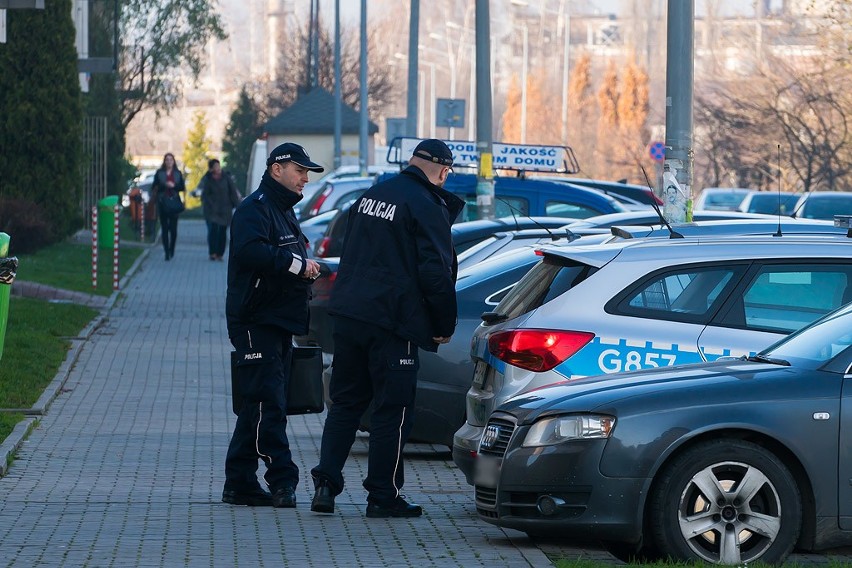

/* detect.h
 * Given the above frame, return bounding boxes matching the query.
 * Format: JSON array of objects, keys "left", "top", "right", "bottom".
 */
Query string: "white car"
[{"left": 453, "top": 231, "right": 852, "bottom": 482}]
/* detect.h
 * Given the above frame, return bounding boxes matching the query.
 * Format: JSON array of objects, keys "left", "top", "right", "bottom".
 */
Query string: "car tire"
[{"left": 649, "top": 438, "right": 801, "bottom": 565}]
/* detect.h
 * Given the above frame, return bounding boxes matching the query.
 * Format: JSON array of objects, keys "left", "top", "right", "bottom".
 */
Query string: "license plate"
[
  {"left": 473, "top": 455, "right": 500, "bottom": 488},
  {"left": 472, "top": 361, "right": 488, "bottom": 388}
]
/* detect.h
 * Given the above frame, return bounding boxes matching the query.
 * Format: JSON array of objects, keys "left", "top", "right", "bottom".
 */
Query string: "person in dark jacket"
[
  {"left": 310, "top": 139, "right": 464, "bottom": 518},
  {"left": 151, "top": 152, "right": 186, "bottom": 261},
  {"left": 195, "top": 158, "right": 242, "bottom": 260},
  {"left": 222, "top": 142, "right": 323, "bottom": 508}
]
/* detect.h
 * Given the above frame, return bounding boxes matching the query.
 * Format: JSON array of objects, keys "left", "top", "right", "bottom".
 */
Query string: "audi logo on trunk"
[{"left": 480, "top": 424, "right": 501, "bottom": 451}]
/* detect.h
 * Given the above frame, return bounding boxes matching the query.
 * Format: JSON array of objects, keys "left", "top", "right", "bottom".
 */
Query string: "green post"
[
  {"left": 0, "top": 233, "right": 12, "bottom": 362},
  {"left": 98, "top": 195, "right": 120, "bottom": 248}
]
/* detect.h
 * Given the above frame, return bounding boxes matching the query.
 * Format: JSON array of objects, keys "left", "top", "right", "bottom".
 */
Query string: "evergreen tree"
[
  {"left": 222, "top": 87, "right": 262, "bottom": 195},
  {"left": 0, "top": 0, "right": 84, "bottom": 241},
  {"left": 182, "top": 111, "right": 211, "bottom": 209}
]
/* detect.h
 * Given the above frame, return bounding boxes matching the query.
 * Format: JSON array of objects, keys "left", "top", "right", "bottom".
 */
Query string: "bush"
[{"left": 0, "top": 198, "right": 53, "bottom": 254}]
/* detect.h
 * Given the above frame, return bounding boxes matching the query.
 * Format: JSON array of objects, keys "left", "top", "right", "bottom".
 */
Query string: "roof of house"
[{"left": 264, "top": 88, "right": 379, "bottom": 136}]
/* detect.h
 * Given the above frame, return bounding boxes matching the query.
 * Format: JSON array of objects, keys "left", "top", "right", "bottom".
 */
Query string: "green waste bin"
[
  {"left": 98, "top": 195, "right": 120, "bottom": 248},
  {"left": 0, "top": 233, "right": 11, "bottom": 362}
]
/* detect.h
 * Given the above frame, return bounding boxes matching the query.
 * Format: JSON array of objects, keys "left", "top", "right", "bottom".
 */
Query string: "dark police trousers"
[
  {"left": 225, "top": 325, "right": 299, "bottom": 493},
  {"left": 311, "top": 316, "right": 417, "bottom": 504}
]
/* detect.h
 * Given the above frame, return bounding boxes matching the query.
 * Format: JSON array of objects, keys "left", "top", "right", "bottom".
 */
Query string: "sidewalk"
[{"left": 0, "top": 220, "right": 594, "bottom": 567}]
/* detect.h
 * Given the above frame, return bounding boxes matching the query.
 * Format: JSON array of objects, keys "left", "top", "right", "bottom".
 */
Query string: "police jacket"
[
  {"left": 226, "top": 171, "right": 312, "bottom": 336},
  {"left": 329, "top": 166, "right": 465, "bottom": 352}
]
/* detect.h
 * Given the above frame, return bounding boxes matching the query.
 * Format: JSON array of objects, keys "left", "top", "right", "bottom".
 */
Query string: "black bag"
[
  {"left": 230, "top": 344, "right": 324, "bottom": 416},
  {"left": 159, "top": 190, "right": 185, "bottom": 215}
]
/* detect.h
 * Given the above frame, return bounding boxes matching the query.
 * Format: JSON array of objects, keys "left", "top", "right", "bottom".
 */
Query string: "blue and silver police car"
[{"left": 453, "top": 230, "right": 852, "bottom": 481}]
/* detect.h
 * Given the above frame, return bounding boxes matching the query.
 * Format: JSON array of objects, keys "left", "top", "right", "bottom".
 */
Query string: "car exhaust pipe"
[{"left": 536, "top": 495, "right": 567, "bottom": 516}]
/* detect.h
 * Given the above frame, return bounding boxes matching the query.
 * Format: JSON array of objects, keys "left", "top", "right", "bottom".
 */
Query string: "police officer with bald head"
[{"left": 310, "top": 139, "right": 465, "bottom": 518}]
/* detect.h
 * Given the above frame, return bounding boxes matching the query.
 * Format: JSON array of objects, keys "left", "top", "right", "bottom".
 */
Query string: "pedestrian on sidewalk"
[
  {"left": 223, "top": 142, "right": 324, "bottom": 508},
  {"left": 310, "top": 139, "right": 464, "bottom": 518},
  {"left": 151, "top": 152, "right": 186, "bottom": 261},
  {"left": 194, "top": 158, "right": 242, "bottom": 261}
]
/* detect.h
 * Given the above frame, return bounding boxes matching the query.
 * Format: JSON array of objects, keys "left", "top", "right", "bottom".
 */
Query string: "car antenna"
[
  {"left": 774, "top": 144, "right": 783, "bottom": 237},
  {"left": 495, "top": 196, "right": 563, "bottom": 241},
  {"left": 640, "top": 163, "right": 683, "bottom": 239}
]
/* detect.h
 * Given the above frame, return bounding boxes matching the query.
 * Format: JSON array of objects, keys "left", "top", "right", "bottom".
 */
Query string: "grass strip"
[
  {"left": 15, "top": 241, "right": 143, "bottom": 297},
  {"left": 0, "top": 297, "right": 97, "bottom": 441}
]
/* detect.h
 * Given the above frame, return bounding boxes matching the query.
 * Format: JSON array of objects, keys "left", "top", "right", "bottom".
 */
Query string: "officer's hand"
[
  {"left": 432, "top": 336, "right": 451, "bottom": 344},
  {"left": 304, "top": 259, "right": 321, "bottom": 280}
]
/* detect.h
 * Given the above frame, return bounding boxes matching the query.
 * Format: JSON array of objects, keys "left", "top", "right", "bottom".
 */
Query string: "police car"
[{"left": 452, "top": 230, "right": 852, "bottom": 482}]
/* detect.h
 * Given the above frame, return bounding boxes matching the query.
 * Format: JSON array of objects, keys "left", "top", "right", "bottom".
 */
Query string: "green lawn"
[
  {"left": 15, "top": 240, "right": 143, "bottom": 296},
  {"left": 0, "top": 231, "right": 147, "bottom": 449},
  {"left": 0, "top": 297, "right": 97, "bottom": 440}
]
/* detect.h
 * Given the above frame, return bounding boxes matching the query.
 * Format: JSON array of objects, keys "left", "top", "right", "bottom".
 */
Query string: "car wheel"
[{"left": 650, "top": 439, "right": 801, "bottom": 565}]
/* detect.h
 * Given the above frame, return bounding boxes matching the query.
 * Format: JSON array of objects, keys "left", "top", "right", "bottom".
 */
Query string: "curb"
[{"left": 0, "top": 244, "right": 151, "bottom": 476}]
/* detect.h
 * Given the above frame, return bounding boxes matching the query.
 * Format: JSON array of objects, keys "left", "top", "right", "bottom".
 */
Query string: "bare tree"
[{"left": 256, "top": 14, "right": 397, "bottom": 123}]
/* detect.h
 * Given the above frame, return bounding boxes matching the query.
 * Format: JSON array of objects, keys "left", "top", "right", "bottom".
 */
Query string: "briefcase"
[{"left": 231, "top": 344, "right": 324, "bottom": 416}]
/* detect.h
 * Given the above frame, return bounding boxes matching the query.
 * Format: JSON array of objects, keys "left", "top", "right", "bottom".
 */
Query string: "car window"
[
  {"left": 800, "top": 196, "right": 852, "bottom": 220},
  {"left": 332, "top": 189, "right": 367, "bottom": 210},
  {"left": 766, "top": 305, "right": 852, "bottom": 368},
  {"left": 617, "top": 267, "right": 740, "bottom": 320},
  {"left": 545, "top": 201, "right": 601, "bottom": 219},
  {"left": 492, "top": 257, "right": 598, "bottom": 323},
  {"left": 735, "top": 265, "right": 852, "bottom": 333},
  {"left": 459, "top": 196, "right": 529, "bottom": 222}
]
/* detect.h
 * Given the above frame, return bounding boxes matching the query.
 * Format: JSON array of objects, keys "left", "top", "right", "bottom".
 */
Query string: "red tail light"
[
  {"left": 315, "top": 236, "right": 332, "bottom": 257},
  {"left": 488, "top": 329, "right": 595, "bottom": 372},
  {"left": 309, "top": 187, "right": 332, "bottom": 217}
]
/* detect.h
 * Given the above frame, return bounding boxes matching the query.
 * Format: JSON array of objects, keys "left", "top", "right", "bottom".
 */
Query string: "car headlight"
[{"left": 522, "top": 414, "right": 615, "bottom": 447}]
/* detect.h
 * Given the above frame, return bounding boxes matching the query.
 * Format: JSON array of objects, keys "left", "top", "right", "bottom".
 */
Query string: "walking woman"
[{"left": 151, "top": 152, "right": 186, "bottom": 261}]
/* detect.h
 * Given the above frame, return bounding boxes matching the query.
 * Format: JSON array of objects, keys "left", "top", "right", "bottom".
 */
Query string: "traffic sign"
[{"left": 649, "top": 141, "right": 666, "bottom": 162}]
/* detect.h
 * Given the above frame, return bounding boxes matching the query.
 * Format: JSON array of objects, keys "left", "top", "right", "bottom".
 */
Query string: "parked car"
[
  {"left": 297, "top": 176, "right": 375, "bottom": 221},
  {"left": 373, "top": 172, "right": 628, "bottom": 222},
  {"left": 561, "top": 209, "right": 772, "bottom": 236},
  {"left": 693, "top": 187, "right": 752, "bottom": 211},
  {"left": 792, "top": 191, "right": 852, "bottom": 220},
  {"left": 537, "top": 176, "right": 662, "bottom": 207},
  {"left": 454, "top": 231, "right": 852, "bottom": 482},
  {"left": 301, "top": 164, "right": 399, "bottom": 206},
  {"left": 300, "top": 209, "right": 340, "bottom": 256},
  {"left": 738, "top": 191, "right": 799, "bottom": 215},
  {"left": 474, "top": 300, "right": 852, "bottom": 565}
]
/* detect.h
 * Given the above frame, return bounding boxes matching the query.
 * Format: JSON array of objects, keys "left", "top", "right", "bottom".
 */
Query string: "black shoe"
[
  {"left": 222, "top": 486, "right": 272, "bottom": 506},
  {"left": 272, "top": 487, "right": 296, "bottom": 508},
  {"left": 310, "top": 480, "right": 335, "bottom": 514},
  {"left": 366, "top": 496, "right": 422, "bottom": 518}
]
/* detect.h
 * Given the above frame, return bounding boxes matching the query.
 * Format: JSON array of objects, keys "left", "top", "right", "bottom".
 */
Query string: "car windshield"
[{"left": 762, "top": 303, "right": 852, "bottom": 369}]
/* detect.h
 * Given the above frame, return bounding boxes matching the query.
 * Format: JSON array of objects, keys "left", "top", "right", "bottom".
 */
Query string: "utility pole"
[
  {"left": 475, "top": 0, "right": 494, "bottom": 220},
  {"left": 662, "top": 0, "right": 694, "bottom": 223},
  {"left": 359, "top": 0, "right": 368, "bottom": 176},
  {"left": 333, "top": 0, "right": 341, "bottom": 169},
  {"left": 406, "top": 0, "right": 419, "bottom": 137}
]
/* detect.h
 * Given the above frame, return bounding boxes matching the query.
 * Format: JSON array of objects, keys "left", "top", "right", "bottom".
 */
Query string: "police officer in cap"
[
  {"left": 310, "top": 139, "right": 464, "bottom": 518},
  {"left": 222, "top": 142, "right": 323, "bottom": 508}
]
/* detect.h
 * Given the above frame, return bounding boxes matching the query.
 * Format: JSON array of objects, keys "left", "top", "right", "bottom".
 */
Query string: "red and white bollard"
[
  {"left": 113, "top": 204, "right": 120, "bottom": 290},
  {"left": 91, "top": 206, "right": 98, "bottom": 289},
  {"left": 140, "top": 198, "right": 146, "bottom": 242}
]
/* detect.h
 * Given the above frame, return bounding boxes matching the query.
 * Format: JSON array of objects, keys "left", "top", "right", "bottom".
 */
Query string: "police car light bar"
[{"left": 386, "top": 137, "right": 580, "bottom": 175}]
